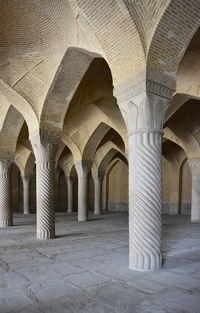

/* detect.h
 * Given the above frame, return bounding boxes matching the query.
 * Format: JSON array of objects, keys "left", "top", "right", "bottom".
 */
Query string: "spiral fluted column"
[
  {"left": 30, "top": 131, "right": 60, "bottom": 239},
  {"left": 0, "top": 157, "right": 13, "bottom": 227},
  {"left": 92, "top": 174, "right": 103, "bottom": 215},
  {"left": 75, "top": 161, "right": 92, "bottom": 221},
  {"left": 21, "top": 175, "right": 31, "bottom": 214},
  {"left": 188, "top": 159, "right": 200, "bottom": 222},
  {"left": 118, "top": 91, "right": 171, "bottom": 271},
  {"left": 66, "top": 176, "right": 75, "bottom": 213},
  {"left": 129, "top": 131, "right": 163, "bottom": 270}
]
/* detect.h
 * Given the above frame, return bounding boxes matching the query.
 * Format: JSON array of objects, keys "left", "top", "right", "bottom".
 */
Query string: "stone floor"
[{"left": 0, "top": 212, "right": 200, "bottom": 313}]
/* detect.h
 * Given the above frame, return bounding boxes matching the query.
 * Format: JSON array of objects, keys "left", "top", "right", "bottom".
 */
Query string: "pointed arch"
[
  {"left": 40, "top": 48, "right": 105, "bottom": 132},
  {"left": 0, "top": 105, "right": 24, "bottom": 153}
]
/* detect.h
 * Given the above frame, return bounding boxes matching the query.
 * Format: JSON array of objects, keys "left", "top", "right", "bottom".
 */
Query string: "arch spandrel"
[
  {"left": 0, "top": 105, "right": 24, "bottom": 153},
  {"left": 147, "top": 1, "right": 200, "bottom": 90}
]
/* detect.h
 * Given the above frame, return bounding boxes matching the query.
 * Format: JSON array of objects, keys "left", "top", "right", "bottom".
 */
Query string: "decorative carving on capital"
[
  {"left": 30, "top": 130, "right": 61, "bottom": 162},
  {"left": 31, "top": 129, "right": 62, "bottom": 144},
  {"left": 188, "top": 159, "right": 200, "bottom": 176},
  {"left": 0, "top": 152, "right": 15, "bottom": 160},
  {"left": 0, "top": 157, "right": 13, "bottom": 176},
  {"left": 75, "top": 160, "right": 92, "bottom": 177},
  {"left": 125, "top": 93, "right": 170, "bottom": 135},
  {"left": 146, "top": 80, "right": 175, "bottom": 100}
]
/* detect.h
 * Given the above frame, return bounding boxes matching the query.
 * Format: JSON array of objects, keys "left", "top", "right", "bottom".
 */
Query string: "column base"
[
  {"left": 191, "top": 218, "right": 200, "bottom": 222},
  {"left": 37, "top": 229, "right": 55, "bottom": 239},
  {"left": 94, "top": 212, "right": 101, "bottom": 216},
  {"left": 23, "top": 211, "right": 30, "bottom": 215},
  {"left": 129, "top": 253, "right": 162, "bottom": 271},
  {"left": 78, "top": 216, "right": 88, "bottom": 222},
  {"left": 0, "top": 219, "right": 12, "bottom": 227}
]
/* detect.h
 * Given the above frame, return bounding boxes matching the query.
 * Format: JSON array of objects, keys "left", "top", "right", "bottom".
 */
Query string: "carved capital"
[
  {"left": 66, "top": 175, "right": 76, "bottom": 183},
  {"left": 0, "top": 152, "right": 15, "bottom": 160},
  {"left": 0, "top": 152, "right": 14, "bottom": 176},
  {"left": 188, "top": 159, "right": 200, "bottom": 176},
  {"left": 92, "top": 173, "right": 104, "bottom": 183},
  {"left": 146, "top": 80, "right": 174, "bottom": 100},
  {"left": 75, "top": 160, "right": 92, "bottom": 177},
  {"left": 30, "top": 130, "right": 61, "bottom": 162},
  {"left": 21, "top": 175, "right": 31, "bottom": 184},
  {"left": 0, "top": 159, "right": 12, "bottom": 175},
  {"left": 124, "top": 93, "right": 170, "bottom": 135}
]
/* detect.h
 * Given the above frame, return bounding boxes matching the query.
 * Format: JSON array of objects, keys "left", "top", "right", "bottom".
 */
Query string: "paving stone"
[
  {"left": 65, "top": 271, "right": 110, "bottom": 289},
  {"left": 0, "top": 213, "right": 200, "bottom": 313}
]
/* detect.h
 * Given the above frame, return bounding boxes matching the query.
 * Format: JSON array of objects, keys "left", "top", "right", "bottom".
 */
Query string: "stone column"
[
  {"left": 66, "top": 176, "right": 75, "bottom": 213},
  {"left": 30, "top": 131, "right": 60, "bottom": 239},
  {"left": 188, "top": 159, "right": 200, "bottom": 222},
  {"left": 55, "top": 168, "right": 61, "bottom": 205},
  {"left": 0, "top": 156, "right": 13, "bottom": 227},
  {"left": 119, "top": 89, "right": 172, "bottom": 271},
  {"left": 92, "top": 173, "right": 103, "bottom": 215},
  {"left": 21, "top": 175, "right": 31, "bottom": 214},
  {"left": 75, "top": 161, "right": 92, "bottom": 221}
]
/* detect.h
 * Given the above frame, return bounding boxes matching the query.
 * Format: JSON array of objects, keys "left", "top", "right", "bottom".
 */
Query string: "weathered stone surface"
[{"left": 0, "top": 212, "right": 200, "bottom": 313}]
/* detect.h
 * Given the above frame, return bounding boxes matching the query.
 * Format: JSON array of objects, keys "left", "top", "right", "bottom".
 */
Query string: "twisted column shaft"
[
  {"left": 36, "top": 161, "right": 55, "bottom": 238},
  {"left": 31, "top": 131, "right": 60, "bottom": 239},
  {"left": 66, "top": 177, "right": 74, "bottom": 213},
  {"left": 75, "top": 161, "right": 92, "bottom": 222},
  {"left": 93, "top": 174, "right": 103, "bottom": 215},
  {"left": 121, "top": 92, "right": 170, "bottom": 271},
  {"left": 0, "top": 159, "right": 12, "bottom": 227},
  {"left": 188, "top": 159, "right": 200, "bottom": 222},
  {"left": 129, "top": 131, "right": 162, "bottom": 271},
  {"left": 21, "top": 175, "right": 31, "bottom": 214}
]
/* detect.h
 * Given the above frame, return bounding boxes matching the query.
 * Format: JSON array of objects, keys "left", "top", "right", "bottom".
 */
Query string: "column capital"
[
  {"left": 0, "top": 153, "right": 14, "bottom": 175},
  {"left": 92, "top": 173, "right": 104, "bottom": 183},
  {"left": 55, "top": 168, "right": 61, "bottom": 179},
  {"left": 66, "top": 175, "right": 76, "bottom": 183},
  {"left": 21, "top": 174, "right": 31, "bottom": 183},
  {"left": 0, "top": 151, "right": 15, "bottom": 160},
  {"left": 115, "top": 79, "right": 174, "bottom": 105},
  {"left": 146, "top": 80, "right": 174, "bottom": 100},
  {"left": 75, "top": 160, "right": 92, "bottom": 177},
  {"left": 30, "top": 130, "right": 61, "bottom": 162},
  {"left": 123, "top": 93, "right": 170, "bottom": 136},
  {"left": 188, "top": 159, "right": 200, "bottom": 176}
]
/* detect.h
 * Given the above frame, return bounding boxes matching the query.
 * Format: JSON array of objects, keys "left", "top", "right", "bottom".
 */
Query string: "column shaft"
[
  {"left": 0, "top": 159, "right": 12, "bottom": 227},
  {"left": 67, "top": 177, "right": 74, "bottom": 213},
  {"left": 55, "top": 169, "right": 61, "bottom": 205},
  {"left": 188, "top": 159, "right": 200, "bottom": 222},
  {"left": 31, "top": 132, "right": 60, "bottom": 239},
  {"left": 120, "top": 92, "right": 170, "bottom": 271},
  {"left": 93, "top": 174, "right": 103, "bottom": 215},
  {"left": 22, "top": 176, "right": 31, "bottom": 214},
  {"left": 78, "top": 176, "right": 89, "bottom": 221},
  {"left": 191, "top": 176, "right": 200, "bottom": 221},
  {"left": 36, "top": 161, "right": 56, "bottom": 238},
  {"left": 129, "top": 131, "right": 162, "bottom": 271},
  {"left": 75, "top": 161, "right": 92, "bottom": 222}
]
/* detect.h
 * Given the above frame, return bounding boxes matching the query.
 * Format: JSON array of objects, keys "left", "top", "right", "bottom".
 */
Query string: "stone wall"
[
  {"left": 162, "top": 157, "right": 192, "bottom": 215},
  {"left": 103, "top": 160, "right": 128, "bottom": 211}
]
